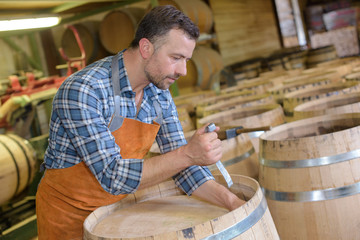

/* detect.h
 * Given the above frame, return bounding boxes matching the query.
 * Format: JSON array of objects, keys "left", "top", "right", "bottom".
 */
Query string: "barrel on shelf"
[
  {"left": 178, "top": 46, "right": 224, "bottom": 91},
  {"left": 293, "top": 92, "right": 360, "bottom": 120},
  {"left": 83, "top": 174, "right": 280, "bottom": 239},
  {"left": 61, "top": 21, "right": 109, "bottom": 64},
  {"left": 99, "top": 8, "right": 145, "bottom": 54},
  {"left": 0, "top": 134, "right": 37, "bottom": 206},
  {"left": 157, "top": 0, "right": 214, "bottom": 33},
  {"left": 259, "top": 113, "right": 360, "bottom": 239}
]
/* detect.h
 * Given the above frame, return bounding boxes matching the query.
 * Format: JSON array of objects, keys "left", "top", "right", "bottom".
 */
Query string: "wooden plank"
[{"left": 209, "top": 0, "right": 281, "bottom": 66}]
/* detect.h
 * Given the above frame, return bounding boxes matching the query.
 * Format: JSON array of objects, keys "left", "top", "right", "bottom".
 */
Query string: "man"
[{"left": 36, "top": 5, "right": 245, "bottom": 239}]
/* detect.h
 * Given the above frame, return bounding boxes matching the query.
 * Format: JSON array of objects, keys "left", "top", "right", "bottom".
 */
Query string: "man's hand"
[{"left": 182, "top": 124, "right": 223, "bottom": 166}]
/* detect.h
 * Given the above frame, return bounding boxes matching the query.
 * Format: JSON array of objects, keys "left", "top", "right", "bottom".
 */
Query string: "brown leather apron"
[{"left": 36, "top": 53, "right": 161, "bottom": 239}]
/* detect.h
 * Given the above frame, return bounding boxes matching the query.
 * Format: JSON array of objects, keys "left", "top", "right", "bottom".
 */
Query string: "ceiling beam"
[
  {"left": 47, "top": 1, "right": 89, "bottom": 14},
  {"left": 59, "top": 0, "right": 144, "bottom": 24}
]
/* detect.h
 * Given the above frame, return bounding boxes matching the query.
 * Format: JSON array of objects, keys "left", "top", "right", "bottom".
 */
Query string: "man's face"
[{"left": 144, "top": 29, "right": 196, "bottom": 90}]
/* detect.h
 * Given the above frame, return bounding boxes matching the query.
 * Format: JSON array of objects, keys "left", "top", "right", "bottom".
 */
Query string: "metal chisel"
[{"left": 205, "top": 123, "right": 233, "bottom": 188}]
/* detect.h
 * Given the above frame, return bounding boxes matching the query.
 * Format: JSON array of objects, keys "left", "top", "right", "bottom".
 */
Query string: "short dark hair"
[{"left": 129, "top": 5, "right": 199, "bottom": 49}]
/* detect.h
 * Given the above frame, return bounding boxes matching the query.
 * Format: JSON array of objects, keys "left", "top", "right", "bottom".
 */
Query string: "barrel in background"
[
  {"left": 199, "top": 93, "right": 275, "bottom": 119},
  {"left": 178, "top": 46, "right": 224, "bottom": 93},
  {"left": 61, "top": 21, "right": 109, "bottom": 64},
  {"left": 157, "top": 0, "right": 214, "bottom": 34},
  {"left": 99, "top": 8, "right": 145, "bottom": 54},
  {"left": 0, "top": 134, "right": 37, "bottom": 206}
]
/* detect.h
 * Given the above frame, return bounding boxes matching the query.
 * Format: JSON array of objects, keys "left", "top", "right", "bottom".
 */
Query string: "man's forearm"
[{"left": 138, "top": 146, "right": 191, "bottom": 190}]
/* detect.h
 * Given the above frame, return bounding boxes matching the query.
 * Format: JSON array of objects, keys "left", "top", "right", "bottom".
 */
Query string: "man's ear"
[{"left": 139, "top": 38, "right": 154, "bottom": 59}]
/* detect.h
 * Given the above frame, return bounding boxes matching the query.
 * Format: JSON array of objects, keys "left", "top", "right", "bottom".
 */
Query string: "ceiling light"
[{"left": 0, "top": 16, "right": 61, "bottom": 31}]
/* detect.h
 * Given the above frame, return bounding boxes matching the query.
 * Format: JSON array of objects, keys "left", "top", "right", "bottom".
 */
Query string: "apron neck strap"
[{"left": 111, "top": 53, "right": 121, "bottom": 97}]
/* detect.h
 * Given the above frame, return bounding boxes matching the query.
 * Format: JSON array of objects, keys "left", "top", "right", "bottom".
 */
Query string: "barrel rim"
[
  {"left": 283, "top": 81, "right": 357, "bottom": 99},
  {"left": 294, "top": 91, "right": 360, "bottom": 113},
  {"left": 198, "top": 103, "right": 283, "bottom": 125},
  {"left": 260, "top": 112, "right": 360, "bottom": 142}
]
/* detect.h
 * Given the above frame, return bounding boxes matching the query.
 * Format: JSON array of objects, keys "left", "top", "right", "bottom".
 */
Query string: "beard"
[
  {"left": 145, "top": 69, "right": 166, "bottom": 90},
  {"left": 144, "top": 67, "right": 180, "bottom": 90}
]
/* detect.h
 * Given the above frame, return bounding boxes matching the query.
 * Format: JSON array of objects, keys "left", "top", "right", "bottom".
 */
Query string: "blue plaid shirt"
[{"left": 43, "top": 51, "right": 214, "bottom": 196}]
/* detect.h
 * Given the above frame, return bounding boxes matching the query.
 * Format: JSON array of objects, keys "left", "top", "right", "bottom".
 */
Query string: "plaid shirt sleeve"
[{"left": 155, "top": 93, "right": 214, "bottom": 196}]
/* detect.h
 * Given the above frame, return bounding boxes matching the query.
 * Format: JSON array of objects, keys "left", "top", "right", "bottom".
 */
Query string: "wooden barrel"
[
  {"left": 267, "top": 75, "right": 334, "bottom": 105},
  {"left": 174, "top": 90, "right": 216, "bottom": 125},
  {"left": 352, "top": 66, "right": 360, "bottom": 73},
  {"left": 61, "top": 21, "right": 109, "bottom": 64},
  {"left": 83, "top": 174, "right": 280, "bottom": 239},
  {"left": 266, "top": 56, "right": 289, "bottom": 71},
  {"left": 0, "top": 134, "right": 36, "bottom": 205},
  {"left": 199, "top": 94, "right": 275, "bottom": 119},
  {"left": 157, "top": 0, "right": 213, "bottom": 33},
  {"left": 287, "top": 49, "right": 308, "bottom": 70},
  {"left": 231, "top": 58, "right": 262, "bottom": 80},
  {"left": 316, "top": 55, "right": 360, "bottom": 69},
  {"left": 345, "top": 71, "right": 360, "bottom": 82},
  {"left": 178, "top": 46, "right": 224, "bottom": 91},
  {"left": 197, "top": 104, "right": 285, "bottom": 153},
  {"left": 306, "top": 45, "right": 338, "bottom": 68},
  {"left": 210, "top": 133, "right": 259, "bottom": 179},
  {"left": 259, "top": 113, "right": 360, "bottom": 240},
  {"left": 294, "top": 92, "right": 360, "bottom": 120},
  {"left": 195, "top": 90, "right": 254, "bottom": 119},
  {"left": 282, "top": 70, "right": 340, "bottom": 85},
  {"left": 221, "top": 77, "right": 274, "bottom": 95},
  {"left": 197, "top": 104, "right": 285, "bottom": 129},
  {"left": 283, "top": 81, "right": 360, "bottom": 119},
  {"left": 99, "top": 8, "right": 145, "bottom": 54}
]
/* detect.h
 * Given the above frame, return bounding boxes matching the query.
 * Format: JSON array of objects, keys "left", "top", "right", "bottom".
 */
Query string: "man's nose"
[{"left": 176, "top": 59, "right": 187, "bottom": 77}]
